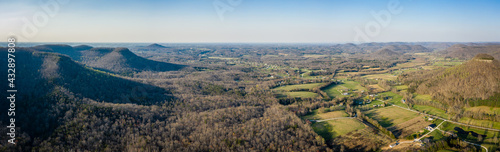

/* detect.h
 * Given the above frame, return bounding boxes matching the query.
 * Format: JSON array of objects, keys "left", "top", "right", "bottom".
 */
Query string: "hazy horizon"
[{"left": 2, "top": 0, "right": 500, "bottom": 43}]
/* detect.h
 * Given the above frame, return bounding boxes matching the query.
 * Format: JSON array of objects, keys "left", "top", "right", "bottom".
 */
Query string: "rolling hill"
[
  {"left": 443, "top": 44, "right": 500, "bottom": 59},
  {"left": 402, "top": 54, "right": 500, "bottom": 106},
  {"left": 366, "top": 48, "right": 403, "bottom": 60},
  {"left": 380, "top": 44, "right": 431, "bottom": 53},
  {"left": 332, "top": 43, "right": 432, "bottom": 54},
  {"left": 374, "top": 48, "right": 401, "bottom": 56}
]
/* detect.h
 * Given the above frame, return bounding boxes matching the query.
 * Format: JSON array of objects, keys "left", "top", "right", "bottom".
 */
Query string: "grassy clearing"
[
  {"left": 414, "top": 94, "right": 433, "bottom": 102},
  {"left": 412, "top": 105, "right": 450, "bottom": 119},
  {"left": 302, "top": 110, "right": 349, "bottom": 120},
  {"left": 334, "top": 126, "right": 394, "bottom": 151},
  {"left": 342, "top": 81, "right": 367, "bottom": 91},
  {"left": 361, "top": 73, "right": 397, "bottom": 80},
  {"left": 327, "top": 119, "right": 366, "bottom": 137},
  {"left": 429, "top": 130, "right": 445, "bottom": 141},
  {"left": 433, "top": 61, "right": 463, "bottom": 67},
  {"left": 321, "top": 85, "right": 344, "bottom": 98},
  {"left": 465, "top": 106, "right": 500, "bottom": 115},
  {"left": 302, "top": 110, "right": 361, "bottom": 140},
  {"left": 393, "top": 60, "right": 426, "bottom": 69},
  {"left": 365, "top": 106, "right": 419, "bottom": 128},
  {"left": 282, "top": 91, "right": 319, "bottom": 98},
  {"left": 379, "top": 92, "right": 406, "bottom": 107},
  {"left": 459, "top": 117, "right": 500, "bottom": 130},
  {"left": 311, "top": 119, "right": 365, "bottom": 140},
  {"left": 321, "top": 80, "right": 366, "bottom": 98},
  {"left": 394, "top": 85, "right": 408, "bottom": 91},
  {"left": 273, "top": 83, "right": 325, "bottom": 91},
  {"left": 366, "top": 84, "right": 385, "bottom": 93},
  {"left": 421, "top": 66, "right": 438, "bottom": 70}
]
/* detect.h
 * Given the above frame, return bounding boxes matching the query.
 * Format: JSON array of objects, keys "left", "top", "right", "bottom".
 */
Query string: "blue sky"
[{"left": 1, "top": 0, "right": 500, "bottom": 43}]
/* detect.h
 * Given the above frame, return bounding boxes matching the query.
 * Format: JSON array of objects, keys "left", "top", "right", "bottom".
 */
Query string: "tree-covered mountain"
[
  {"left": 0, "top": 47, "right": 171, "bottom": 105},
  {"left": 81, "top": 47, "right": 185, "bottom": 75},
  {"left": 31, "top": 44, "right": 185, "bottom": 75},
  {"left": 0, "top": 47, "right": 174, "bottom": 150}
]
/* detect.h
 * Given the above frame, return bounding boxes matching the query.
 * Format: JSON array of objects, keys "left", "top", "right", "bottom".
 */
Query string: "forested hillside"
[
  {"left": 32, "top": 45, "right": 185, "bottom": 75},
  {"left": 442, "top": 44, "right": 500, "bottom": 59},
  {"left": 401, "top": 54, "right": 500, "bottom": 106},
  {"left": 0, "top": 47, "right": 328, "bottom": 151}
]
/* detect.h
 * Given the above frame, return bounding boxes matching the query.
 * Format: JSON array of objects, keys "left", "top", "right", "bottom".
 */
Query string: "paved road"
[
  {"left": 313, "top": 117, "right": 355, "bottom": 122},
  {"left": 391, "top": 104, "right": 500, "bottom": 132}
]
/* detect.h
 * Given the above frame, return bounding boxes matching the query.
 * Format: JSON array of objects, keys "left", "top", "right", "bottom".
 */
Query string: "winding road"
[
  {"left": 391, "top": 104, "right": 500, "bottom": 132},
  {"left": 390, "top": 104, "right": 494, "bottom": 152}
]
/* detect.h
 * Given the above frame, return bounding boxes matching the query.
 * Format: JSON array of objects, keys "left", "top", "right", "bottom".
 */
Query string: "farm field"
[
  {"left": 458, "top": 117, "right": 500, "bottom": 130},
  {"left": 388, "top": 116, "right": 431, "bottom": 138},
  {"left": 301, "top": 110, "right": 364, "bottom": 141},
  {"left": 366, "top": 84, "right": 385, "bottom": 93},
  {"left": 433, "top": 61, "right": 463, "bottom": 67},
  {"left": 392, "top": 59, "right": 427, "bottom": 69},
  {"left": 310, "top": 119, "right": 366, "bottom": 141},
  {"left": 379, "top": 91, "right": 406, "bottom": 107},
  {"left": 361, "top": 73, "right": 397, "bottom": 80},
  {"left": 365, "top": 106, "right": 420, "bottom": 128},
  {"left": 465, "top": 106, "right": 500, "bottom": 115},
  {"left": 282, "top": 91, "right": 319, "bottom": 98},
  {"left": 412, "top": 105, "right": 450, "bottom": 119},
  {"left": 394, "top": 85, "right": 408, "bottom": 91},
  {"left": 321, "top": 80, "right": 367, "bottom": 98},
  {"left": 333, "top": 125, "right": 394, "bottom": 151},
  {"left": 301, "top": 110, "right": 349, "bottom": 120},
  {"left": 414, "top": 94, "right": 434, "bottom": 102}
]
